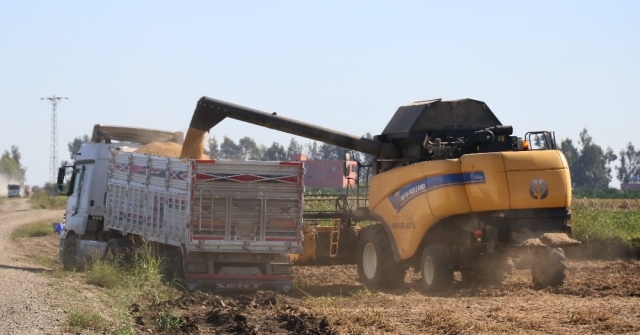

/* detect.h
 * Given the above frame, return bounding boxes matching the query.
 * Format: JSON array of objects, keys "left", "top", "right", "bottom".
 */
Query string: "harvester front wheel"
[
  {"left": 531, "top": 247, "right": 566, "bottom": 288},
  {"left": 421, "top": 244, "right": 454, "bottom": 291},
  {"left": 357, "top": 225, "right": 404, "bottom": 289}
]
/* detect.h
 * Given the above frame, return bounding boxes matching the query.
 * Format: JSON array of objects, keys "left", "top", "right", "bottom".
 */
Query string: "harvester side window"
[{"left": 524, "top": 131, "right": 557, "bottom": 150}]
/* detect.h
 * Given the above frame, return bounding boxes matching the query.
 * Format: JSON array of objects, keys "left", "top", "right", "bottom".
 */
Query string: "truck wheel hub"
[
  {"left": 423, "top": 257, "right": 434, "bottom": 285},
  {"left": 362, "top": 243, "right": 377, "bottom": 279}
]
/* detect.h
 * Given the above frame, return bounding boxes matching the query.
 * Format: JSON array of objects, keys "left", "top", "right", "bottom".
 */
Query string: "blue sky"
[{"left": 1, "top": 1, "right": 638, "bottom": 187}]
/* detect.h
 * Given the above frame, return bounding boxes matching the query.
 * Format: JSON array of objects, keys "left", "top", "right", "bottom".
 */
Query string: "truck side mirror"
[
  {"left": 343, "top": 151, "right": 352, "bottom": 177},
  {"left": 56, "top": 167, "right": 66, "bottom": 193}
]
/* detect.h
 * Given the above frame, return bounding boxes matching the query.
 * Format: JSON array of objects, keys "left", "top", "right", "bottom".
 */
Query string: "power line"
[{"left": 41, "top": 95, "right": 68, "bottom": 183}]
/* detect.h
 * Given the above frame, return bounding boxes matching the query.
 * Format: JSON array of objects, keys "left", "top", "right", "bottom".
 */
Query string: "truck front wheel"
[
  {"left": 421, "top": 244, "right": 454, "bottom": 291},
  {"left": 62, "top": 234, "right": 79, "bottom": 271}
]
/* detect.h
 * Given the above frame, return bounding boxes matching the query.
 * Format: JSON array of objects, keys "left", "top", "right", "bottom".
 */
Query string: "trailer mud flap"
[{"left": 185, "top": 273, "right": 293, "bottom": 292}]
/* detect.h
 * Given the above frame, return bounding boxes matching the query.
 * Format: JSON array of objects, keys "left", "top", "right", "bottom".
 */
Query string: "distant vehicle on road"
[{"left": 7, "top": 184, "right": 21, "bottom": 198}]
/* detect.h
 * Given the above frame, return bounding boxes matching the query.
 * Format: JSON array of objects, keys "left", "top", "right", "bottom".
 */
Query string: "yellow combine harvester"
[{"left": 188, "top": 97, "right": 578, "bottom": 291}]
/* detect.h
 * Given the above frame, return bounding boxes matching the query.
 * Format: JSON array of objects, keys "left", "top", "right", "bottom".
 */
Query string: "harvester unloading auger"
[{"left": 187, "top": 96, "right": 579, "bottom": 290}]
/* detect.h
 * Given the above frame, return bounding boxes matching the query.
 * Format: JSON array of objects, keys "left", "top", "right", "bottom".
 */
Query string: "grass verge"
[
  {"left": 29, "top": 191, "right": 67, "bottom": 210},
  {"left": 66, "top": 309, "right": 108, "bottom": 333},
  {"left": 11, "top": 220, "right": 54, "bottom": 239},
  {"left": 63, "top": 244, "right": 181, "bottom": 333}
]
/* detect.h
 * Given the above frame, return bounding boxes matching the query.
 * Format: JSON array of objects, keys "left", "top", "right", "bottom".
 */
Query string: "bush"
[
  {"left": 571, "top": 207, "right": 640, "bottom": 248},
  {"left": 29, "top": 190, "right": 67, "bottom": 210},
  {"left": 66, "top": 309, "right": 107, "bottom": 332},
  {"left": 11, "top": 220, "right": 54, "bottom": 239},
  {"left": 85, "top": 260, "right": 124, "bottom": 289}
]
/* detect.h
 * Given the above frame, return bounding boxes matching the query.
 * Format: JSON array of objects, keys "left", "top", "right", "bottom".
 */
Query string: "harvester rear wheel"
[
  {"left": 421, "top": 244, "right": 454, "bottom": 292},
  {"left": 531, "top": 247, "right": 566, "bottom": 288},
  {"left": 357, "top": 225, "right": 404, "bottom": 289}
]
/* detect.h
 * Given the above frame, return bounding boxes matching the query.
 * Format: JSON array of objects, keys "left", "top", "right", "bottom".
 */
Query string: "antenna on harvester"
[{"left": 41, "top": 95, "right": 68, "bottom": 183}]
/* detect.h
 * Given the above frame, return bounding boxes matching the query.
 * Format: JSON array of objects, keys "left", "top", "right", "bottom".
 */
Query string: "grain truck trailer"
[{"left": 57, "top": 125, "right": 304, "bottom": 291}]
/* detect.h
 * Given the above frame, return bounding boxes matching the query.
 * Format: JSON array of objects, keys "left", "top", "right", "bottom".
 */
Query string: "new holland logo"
[{"left": 529, "top": 179, "right": 549, "bottom": 200}]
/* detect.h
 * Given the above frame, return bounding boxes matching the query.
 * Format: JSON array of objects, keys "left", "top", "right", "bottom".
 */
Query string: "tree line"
[
  {"left": 60, "top": 128, "right": 638, "bottom": 196},
  {"left": 0, "top": 146, "right": 26, "bottom": 183},
  {"left": 202, "top": 135, "right": 371, "bottom": 161},
  {"left": 559, "top": 128, "right": 639, "bottom": 190}
]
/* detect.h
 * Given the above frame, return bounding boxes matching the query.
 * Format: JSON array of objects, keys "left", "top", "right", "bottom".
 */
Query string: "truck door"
[{"left": 66, "top": 165, "right": 91, "bottom": 234}]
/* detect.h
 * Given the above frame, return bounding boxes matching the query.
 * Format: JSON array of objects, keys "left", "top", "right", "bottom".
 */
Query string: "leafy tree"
[
  {"left": 205, "top": 135, "right": 219, "bottom": 158},
  {"left": 306, "top": 141, "right": 322, "bottom": 160},
  {"left": 616, "top": 142, "right": 640, "bottom": 183},
  {"left": 219, "top": 136, "right": 243, "bottom": 160},
  {"left": 0, "top": 150, "right": 23, "bottom": 182},
  {"left": 559, "top": 129, "right": 615, "bottom": 189},
  {"left": 10, "top": 146, "right": 26, "bottom": 179},
  {"left": 319, "top": 143, "right": 343, "bottom": 160},
  {"left": 261, "top": 142, "right": 287, "bottom": 161},
  {"left": 238, "top": 136, "right": 262, "bottom": 160},
  {"left": 286, "top": 138, "right": 304, "bottom": 159},
  {"left": 68, "top": 134, "right": 90, "bottom": 160}
]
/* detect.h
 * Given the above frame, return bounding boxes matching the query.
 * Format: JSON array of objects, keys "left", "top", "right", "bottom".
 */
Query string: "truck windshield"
[{"left": 8, "top": 185, "right": 20, "bottom": 190}]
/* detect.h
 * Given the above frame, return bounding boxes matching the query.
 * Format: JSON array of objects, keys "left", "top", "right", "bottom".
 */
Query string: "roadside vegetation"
[
  {"left": 11, "top": 220, "right": 54, "bottom": 239},
  {"left": 9, "top": 218, "right": 182, "bottom": 334},
  {"left": 570, "top": 199, "right": 640, "bottom": 257},
  {"left": 62, "top": 245, "right": 182, "bottom": 334},
  {"left": 29, "top": 190, "right": 67, "bottom": 210}
]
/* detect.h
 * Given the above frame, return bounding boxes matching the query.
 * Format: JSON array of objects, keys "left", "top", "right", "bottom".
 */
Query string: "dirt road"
[{"left": 0, "top": 198, "right": 65, "bottom": 334}]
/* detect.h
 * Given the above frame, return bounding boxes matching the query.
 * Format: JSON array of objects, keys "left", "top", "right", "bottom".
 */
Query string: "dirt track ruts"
[{"left": 0, "top": 198, "right": 65, "bottom": 335}]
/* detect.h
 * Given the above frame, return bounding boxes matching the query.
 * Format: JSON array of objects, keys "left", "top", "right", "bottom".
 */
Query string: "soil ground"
[
  {"left": 130, "top": 260, "right": 640, "bottom": 335},
  {"left": 1, "top": 199, "right": 639, "bottom": 334}
]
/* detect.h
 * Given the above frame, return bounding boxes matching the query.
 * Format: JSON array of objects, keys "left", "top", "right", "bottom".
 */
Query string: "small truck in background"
[
  {"left": 57, "top": 125, "right": 304, "bottom": 291},
  {"left": 7, "top": 184, "right": 22, "bottom": 198}
]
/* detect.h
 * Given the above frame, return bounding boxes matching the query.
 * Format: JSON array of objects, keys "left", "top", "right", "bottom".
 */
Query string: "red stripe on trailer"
[
  {"left": 195, "top": 159, "right": 216, "bottom": 164},
  {"left": 191, "top": 235, "right": 225, "bottom": 240},
  {"left": 185, "top": 273, "right": 294, "bottom": 280},
  {"left": 279, "top": 161, "right": 302, "bottom": 166}
]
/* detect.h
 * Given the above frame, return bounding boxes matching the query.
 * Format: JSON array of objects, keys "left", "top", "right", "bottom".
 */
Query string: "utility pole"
[{"left": 41, "top": 95, "right": 68, "bottom": 183}]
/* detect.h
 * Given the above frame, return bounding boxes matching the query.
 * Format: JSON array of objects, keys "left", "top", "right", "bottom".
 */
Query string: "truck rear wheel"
[
  {"left": 161, "top": 247, "right": 185, "bottom": 286},
  {"left": 532, "top": 247, "right": 566, "bottom": 288},
  {"left": 421, "top": 244, "right": 454, "bottom": 292},
  {"left": 357, "top": 225, "right": 405, "bottom": 289}
]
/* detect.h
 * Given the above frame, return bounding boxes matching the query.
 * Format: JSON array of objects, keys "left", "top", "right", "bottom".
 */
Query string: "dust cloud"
[{"left": 0, "top": 173, "right": 20, "bottom": 197}]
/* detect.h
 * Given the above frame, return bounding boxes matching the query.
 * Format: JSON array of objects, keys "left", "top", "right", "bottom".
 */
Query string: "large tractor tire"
[
  {"left": 62, "top": 234, "right": 80, "bottom": 271},
  {"left": 357, "top": 225, "right": 406, "bottom": 289},
  {"left": 420, "top": 244, "right": 454, "bottom": 292},
  {"left": 531, "top": 247, "right": 566, "bottom": 288}
]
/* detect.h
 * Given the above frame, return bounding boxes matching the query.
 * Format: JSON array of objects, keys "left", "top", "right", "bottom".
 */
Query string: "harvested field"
[
  {"left": 133, "top": 259, "right": 640, "bottom": 334},
  {"left": 4, "top": 200, "right": 639, "bottom": 334}
]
